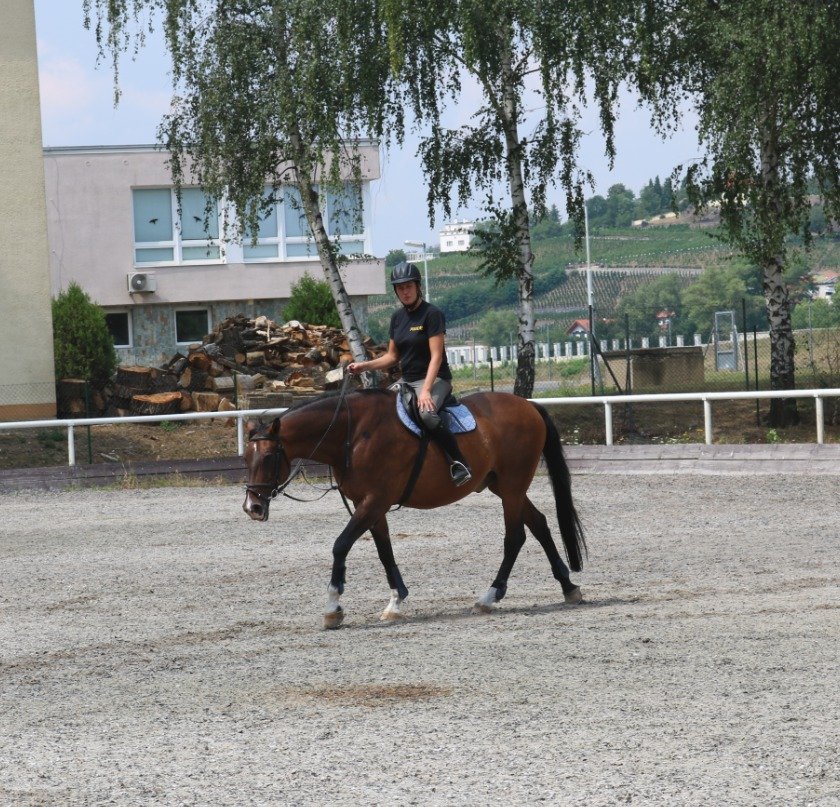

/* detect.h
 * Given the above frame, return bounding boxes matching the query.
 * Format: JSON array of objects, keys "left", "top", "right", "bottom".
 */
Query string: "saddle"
[{"left": 391, "top": 383, "right": 477, "bottom": 437}]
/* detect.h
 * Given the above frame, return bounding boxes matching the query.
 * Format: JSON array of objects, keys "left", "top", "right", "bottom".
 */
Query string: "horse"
[{"left": 243, "top": 387, "right": 586, "bottom": 629}]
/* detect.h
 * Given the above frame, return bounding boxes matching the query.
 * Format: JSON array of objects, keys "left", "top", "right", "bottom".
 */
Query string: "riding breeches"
[{"left": 406, "top": 377, "right": 452, "bottom": 431}]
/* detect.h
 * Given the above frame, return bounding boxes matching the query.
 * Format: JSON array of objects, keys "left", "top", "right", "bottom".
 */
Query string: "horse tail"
[{"left": 533, "top": 402, "right": 587, "bottom": 572}]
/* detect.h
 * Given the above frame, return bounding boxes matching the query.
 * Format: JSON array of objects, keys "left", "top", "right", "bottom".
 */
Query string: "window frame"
[
  {"left": 105, "top": 310, "right": 133, "bottom": 348},
  {"left": 243, "top": 182, "right": 369, "bottom": 264},
  {"left": 174, "top": 307, "right": 211, "bottom": 346},
  {"left": 132, "top": 187, "right": 223, "bottom": 267}
]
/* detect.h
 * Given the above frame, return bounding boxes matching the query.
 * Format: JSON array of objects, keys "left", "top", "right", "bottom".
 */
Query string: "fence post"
[
  {"left": 703, "top": 398, "right": 713, "bottom": 445},
  {"left": 604, "top": 401, "right": 614, "bottom": 446},
  {"left": 237, "top": 414, "right": 246, "bottom": 456},
  {"left": 753, "top": 328, "right": 760, "bottom": 426},
  {"left": 742, "top": 298, "right": 750, "bottom": 392},
  {"left": 67, "top": 424, "right": 76, "bottom": 467},
  {"left": 815, "top": 396, "right": 825, "bottom": 444}
]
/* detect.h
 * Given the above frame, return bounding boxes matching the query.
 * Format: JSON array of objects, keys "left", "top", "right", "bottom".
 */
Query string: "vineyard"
[{"left": 368, "top": 224, "right": 840, "bottom": 341}]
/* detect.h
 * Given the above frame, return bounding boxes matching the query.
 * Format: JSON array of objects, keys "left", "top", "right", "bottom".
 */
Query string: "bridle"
[
  {"left": 244, "top": 432, "right": 297, "bottom": 507},
  {"left": 244, "top": 373, "right": 355, "bottom": 509}
]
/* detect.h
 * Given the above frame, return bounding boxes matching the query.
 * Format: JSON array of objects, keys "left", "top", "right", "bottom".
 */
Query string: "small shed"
[{"left": 599, "top": 346, "right": 705, "bottom": 392}]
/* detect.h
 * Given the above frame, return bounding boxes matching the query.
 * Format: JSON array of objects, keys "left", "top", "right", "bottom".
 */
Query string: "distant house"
[
  {"left": 439, "top": 220, "right": 476, "bottom": 253},
  {"left": 566, "top": 318, "right": 590, "bottom": 337},
  {"left": 656, "top": 310, "right": 676, "bottom": 329},
  {"left": 813, "top": 270, "right": 837, "bottom": 301}
]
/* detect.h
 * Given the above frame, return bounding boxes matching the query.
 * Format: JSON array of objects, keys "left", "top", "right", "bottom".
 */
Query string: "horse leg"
[
  {"left": 522, "top": 497, "right": 583, "bottom": 604},
  {"left": 475, "top": 494, "right": 527, "bottom": 613},
  {"left": 324, "top": 503, "right": 383, "bottom": 629},
  {"left": 368, "top": 516, "right": 410, "bottom": 622}
]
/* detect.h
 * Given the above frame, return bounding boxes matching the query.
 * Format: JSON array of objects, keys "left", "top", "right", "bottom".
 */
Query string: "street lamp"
[{"left": 404, "top": 240, "right": 430, "bottom": 303}]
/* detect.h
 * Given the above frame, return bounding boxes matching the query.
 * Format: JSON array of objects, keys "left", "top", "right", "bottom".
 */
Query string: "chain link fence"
[{"left": 3, "top": 320, "right": 840, "bottom": 472}]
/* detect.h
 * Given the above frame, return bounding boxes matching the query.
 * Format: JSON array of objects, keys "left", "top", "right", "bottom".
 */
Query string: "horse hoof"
[
  {"left": 380, "top": 609, "right": 403, "bottom": 622},
  {"left": 324, "top": 608, "right": 344, "bottom": 630},
  {"left": 472, "top": 602, "right": 494, "bottom": 615},
  {"left": 564, "top": 588, "right": 583, "bottom": 605}
]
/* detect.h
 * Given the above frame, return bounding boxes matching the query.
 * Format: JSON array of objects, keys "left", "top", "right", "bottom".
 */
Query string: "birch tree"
[
  {"left": 383, "top": 0, "right": 632, "bottom": 396},
  {"left": 83, "top": 0, "right": 400, "bottom": 366},
  {"left": 637, "top": 0, "right": 840, "bottom": 425}
]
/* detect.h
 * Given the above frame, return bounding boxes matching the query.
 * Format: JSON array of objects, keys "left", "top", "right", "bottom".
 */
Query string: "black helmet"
[{"left": 390, "top": 261, "right": 422, "bottom": 286}]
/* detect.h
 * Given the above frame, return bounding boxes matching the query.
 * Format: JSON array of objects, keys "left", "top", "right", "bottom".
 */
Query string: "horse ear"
[
  {"left": 269, "top": 417, "right": 281, "bottom": 437},
  {"left": 245, "top": 420, "right": 257, "bottom": 439}
]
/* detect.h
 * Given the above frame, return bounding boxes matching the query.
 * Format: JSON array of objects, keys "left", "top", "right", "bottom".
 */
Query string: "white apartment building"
[{"left": 439, "top": 220, "right": 476, "bottom": 253}]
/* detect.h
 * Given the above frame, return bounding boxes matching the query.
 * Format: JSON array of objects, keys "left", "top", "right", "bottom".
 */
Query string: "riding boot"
[{"left": 429, "top": 422, "right": 472, "bottom": 486}]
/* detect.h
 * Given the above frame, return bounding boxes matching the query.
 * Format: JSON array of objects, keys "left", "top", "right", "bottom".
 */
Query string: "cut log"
[
  {"left": 115, "top": 365, "right": 155, "bottom": 391},
  {"left": 246, "top": 350, "right": 266, "bottom": 366},
  {"left": 192, "top": 391, "right": 221, "bottom": 412},
  {"left": 235, "top": 374, "right": 259, "bottom": 392},
  {"left": 211, "top": 375, "right": 235, "bottom": 394},
  {"left": 130, "top": 391, "right": 185, "bottom": 416},
  {"left": 188, "top": 350, "right": 211, "bottom": 371}
]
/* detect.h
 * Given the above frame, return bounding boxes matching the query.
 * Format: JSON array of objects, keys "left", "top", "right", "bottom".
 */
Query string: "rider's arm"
[
  {"left": 418, "top": 333, "right": 444, "bottom": 412},
  {"left": 347, "top": 340, "right": 399, "bottom": 374}
]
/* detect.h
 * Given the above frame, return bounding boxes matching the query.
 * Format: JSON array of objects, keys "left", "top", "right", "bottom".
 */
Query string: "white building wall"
[{"left": 0, "top": 0, "right": 56, "bottom": 420}]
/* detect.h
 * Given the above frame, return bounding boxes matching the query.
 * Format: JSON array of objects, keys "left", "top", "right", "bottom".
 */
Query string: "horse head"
[{"left": 242, "top": 418, "right": 290, "bottom": 521}]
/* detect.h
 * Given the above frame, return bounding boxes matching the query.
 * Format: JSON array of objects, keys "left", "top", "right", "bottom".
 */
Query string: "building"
[
  {"left": 0, "top": 0, "right": 56, "bottom": 420},
  {"left": 812, "top": 270, "right": 837, "bottom": 301},
  {"left": 439, "top": 220, "right": 476, "bottom": 253},
  {"left": 565, "top": 318, "right": 590, "bottom": 337},
  {"left": 43, "top": 144, "right": 385, "bottom": 366}
]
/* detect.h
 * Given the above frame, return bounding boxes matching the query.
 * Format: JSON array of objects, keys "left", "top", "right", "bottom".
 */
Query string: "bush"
[
  {"left": 283, "top": 274, "right": 341, "bottom": 327},
  {"left": 52, "top": 282, "right": 118, "bottom": 383}
]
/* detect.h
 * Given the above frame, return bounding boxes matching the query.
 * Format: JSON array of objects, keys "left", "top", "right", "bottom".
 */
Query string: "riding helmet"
[{"left": 390, "top": 261, "right": 422, "bottom": 286}]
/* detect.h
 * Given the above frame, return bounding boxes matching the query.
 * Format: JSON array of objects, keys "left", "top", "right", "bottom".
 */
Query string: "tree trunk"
[
  {"left": 759, "top": 122, "right": 799, "bottom": 426},
  {"left": 291, "top": 137, "right": 371, "bottom": 383},
  {"left": 499, "top": 28, "right": 536, "bottom": 398}
]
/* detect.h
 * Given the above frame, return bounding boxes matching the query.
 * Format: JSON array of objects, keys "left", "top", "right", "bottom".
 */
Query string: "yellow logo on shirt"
[{"left": 409, "top": 325, "right": 424, "bottom": 332}]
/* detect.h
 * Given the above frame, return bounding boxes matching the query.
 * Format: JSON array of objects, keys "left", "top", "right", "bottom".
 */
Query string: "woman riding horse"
[{"left": 347, "top": 261, "right": 472, "bottom": 486}]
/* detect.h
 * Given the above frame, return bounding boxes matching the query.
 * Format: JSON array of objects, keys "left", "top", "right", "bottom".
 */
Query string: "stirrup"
[{"left": 449, "top": 461, "right": 472, "bottom": 486}]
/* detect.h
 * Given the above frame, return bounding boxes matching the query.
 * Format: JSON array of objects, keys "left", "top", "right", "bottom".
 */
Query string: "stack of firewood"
[{"left": 102, "top": 316, "right": 387, "bottom": 417}]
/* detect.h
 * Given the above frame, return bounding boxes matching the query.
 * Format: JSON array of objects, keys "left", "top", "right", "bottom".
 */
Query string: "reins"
[{"left": 245, "top": 372, "right": 354, "bottom": 508}]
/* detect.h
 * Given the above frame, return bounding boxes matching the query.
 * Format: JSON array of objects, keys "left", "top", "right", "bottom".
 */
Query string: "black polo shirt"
[{"left": 389, "top": 301, "right": 452, "bottom": 382}]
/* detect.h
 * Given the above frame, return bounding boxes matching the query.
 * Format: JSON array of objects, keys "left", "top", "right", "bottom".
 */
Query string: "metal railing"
[
  {"left": 539, "top": 387, "right": 840, "bottom": 446},
  {"left": 1, "top": 387, "right": 839, "bottom": 467}
]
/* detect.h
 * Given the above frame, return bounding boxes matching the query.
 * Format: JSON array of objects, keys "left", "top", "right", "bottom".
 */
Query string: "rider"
[{"left": 348, "top": 261, "right": 472, "bottom": 486}]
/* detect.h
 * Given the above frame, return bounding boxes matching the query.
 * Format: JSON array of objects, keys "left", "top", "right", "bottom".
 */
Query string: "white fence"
[{"left": 1, "top": 388, "right": 839, "bottom": 467}]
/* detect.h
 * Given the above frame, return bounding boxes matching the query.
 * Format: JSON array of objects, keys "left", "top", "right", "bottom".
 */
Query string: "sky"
[{"left": 33, "top": 0, "right": 702, "bottom": 258}]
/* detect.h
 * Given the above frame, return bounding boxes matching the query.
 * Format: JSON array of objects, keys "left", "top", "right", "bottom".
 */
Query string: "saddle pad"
[{"left": 396, "top": 394, "right": 477, "bottom": 437}]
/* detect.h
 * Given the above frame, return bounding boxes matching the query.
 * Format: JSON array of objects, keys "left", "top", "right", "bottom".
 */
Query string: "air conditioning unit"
[{"left": 127, "top": 272, "right": 157, "bottom": 293}]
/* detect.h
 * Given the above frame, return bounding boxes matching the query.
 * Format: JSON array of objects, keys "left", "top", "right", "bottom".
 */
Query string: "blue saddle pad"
[{"left": 396, "top": 394, "right": 477, "bottom": 437}]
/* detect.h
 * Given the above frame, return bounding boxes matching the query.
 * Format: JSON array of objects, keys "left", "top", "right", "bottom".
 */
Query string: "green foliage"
[
  {"left": 474, "top": 310, "right": 519, "bottom": 348},
  {"left": 385, "top": 249, "right": 407, "bottom": 267},
  {"left": 681, "top": 265, "right": 765, "bottom": 335},
  {"left": 791, "top": 298, "right": 840, "bottom": 330},
  {"left": 283, "top": 275, "right": 341, "bottom": 328},
  {"left": 52, "top": 282, "right": 118, "bottom": 383}
]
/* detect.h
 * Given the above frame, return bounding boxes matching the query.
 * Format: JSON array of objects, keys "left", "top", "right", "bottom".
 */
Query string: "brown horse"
[{"left": 243, "top": 388, "right": 586, "bottom": 628}]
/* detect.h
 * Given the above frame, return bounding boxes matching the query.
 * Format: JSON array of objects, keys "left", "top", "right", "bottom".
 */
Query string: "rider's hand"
[
  {"left": 418, "top": 390, "right": 435, "bottom": 412},
  {"left": 347, "top": 362, "right": 365, "bottom": 375}
]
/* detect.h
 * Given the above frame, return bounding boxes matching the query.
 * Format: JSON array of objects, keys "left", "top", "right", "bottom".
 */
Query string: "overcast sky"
[{"left": 34, "top": 0, "right": 702, "bottom": 258}]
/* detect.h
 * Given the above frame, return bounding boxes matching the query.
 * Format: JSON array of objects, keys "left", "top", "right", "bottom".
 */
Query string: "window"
[
  {"left": 175, "top": 309, "right": 210, "bottom": 345},
  {"left": 105, "top": 311, "right": 132, "bottom": 348},
  {"left": 243, "top": 183, "right": 366, "bottom": 262},
  {"left": 133, "top": 188, "right": 221, "bottom": 265}
]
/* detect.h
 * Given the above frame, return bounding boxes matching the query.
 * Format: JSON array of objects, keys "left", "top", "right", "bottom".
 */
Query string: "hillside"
[
  {"left": 369, "top": 225, "right": 728, "bottom": 338},
  {"left": 369, "top": 224, "right": 840, "bottom": 341}
]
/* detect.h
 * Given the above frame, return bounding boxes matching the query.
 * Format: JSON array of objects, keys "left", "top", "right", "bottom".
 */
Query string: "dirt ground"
[{"left": 1, "top": 473, "right": 838, "bottom": 805}]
